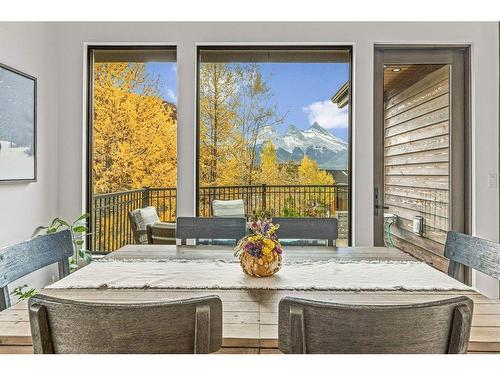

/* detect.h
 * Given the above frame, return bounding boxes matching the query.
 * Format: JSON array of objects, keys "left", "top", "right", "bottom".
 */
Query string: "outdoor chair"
[
  {"left": 176, "top": 217, "right": 247, "bottom": 245},
  {"left": 0, "top": 230, "right": 73, "bottom": 311},
  {"left": 128, "top": 206, "right": 175, "bottom": 244},
  {"left": 271, "top": 217, "right": 338, "bottom": 246},
  {"left": 278, "top": 296, "right": 473, "bottom": 354},
  {"left": 28, "top": 294, "right": 222, "bottom": 354},
  {"left": 212, "top": 199, "right": 246, "bottom": 218},
  {"left": 147, "top": 222, "right": 176, "bottom": 244},
  {"left": 444, "top": 231, "right": 500, "bottom": 281}
]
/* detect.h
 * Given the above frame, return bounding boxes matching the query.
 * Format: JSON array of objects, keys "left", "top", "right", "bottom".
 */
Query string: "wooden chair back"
[
  {"left": 146, "top": 222, "right": 176, "bottom": 244},
  {"left": 278, "top": 296, "right": 473, "bottom": 354},
  {"left": 176, "top": 217, "right": 247, "bottom": 245},
  {"left": 0, "top": 230, "right": 73, "bottom": 311},
  {"left": 445, "top": 231, "right": 500, "bottom": 280},
  {"left": 272, "top": 217, "right": 338, "bottom": 246},
  {"left": 28, "top": 294, "right": 223, "bottom": 354}
]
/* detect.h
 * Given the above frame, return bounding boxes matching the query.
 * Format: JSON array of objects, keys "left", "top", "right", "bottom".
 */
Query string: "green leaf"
[
  {"left": 72, "top": 226, "right": 87, "bottom": 233},
  {"left": 75, "top": 239, "right": 84, "bottom": 245},
  {"left": 55, "top": 219, "right": 70, "bottom": 227},
  {"left": 74, "top": 213, "right": 90, "bottom": 223}
]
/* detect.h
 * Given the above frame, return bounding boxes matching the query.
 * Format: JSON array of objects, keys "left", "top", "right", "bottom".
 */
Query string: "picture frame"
[{"left": 0, "top": 62, "right": 37, "bottom": 182}]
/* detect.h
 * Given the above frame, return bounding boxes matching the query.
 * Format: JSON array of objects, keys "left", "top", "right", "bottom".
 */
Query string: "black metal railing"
[{"left": 91, "top": 184, "right": 348, "bottom": 253}]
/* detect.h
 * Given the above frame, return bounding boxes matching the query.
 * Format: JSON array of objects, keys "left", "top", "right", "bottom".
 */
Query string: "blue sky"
[
  {"left": 146, "top": 62, "right": 349, "bottom": 141},
  {"left": 146, "top": 62, "right": 178, "bottom": 103}
]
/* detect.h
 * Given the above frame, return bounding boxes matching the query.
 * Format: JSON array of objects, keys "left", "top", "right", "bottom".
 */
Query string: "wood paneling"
[
  {"left": 383, "top": 65, "right": 444, "bottom": 100},
  {"left": 384, "top": 65, "right": 450, "bottom": 268}
]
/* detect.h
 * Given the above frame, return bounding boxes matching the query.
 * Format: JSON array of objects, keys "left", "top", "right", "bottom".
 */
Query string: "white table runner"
[{"left": 48, "top": 260, "right": 471, "bottom": 291}]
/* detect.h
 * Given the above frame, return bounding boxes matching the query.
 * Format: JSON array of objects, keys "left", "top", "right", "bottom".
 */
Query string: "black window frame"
[{"left": 195, "top": 45, "right": 353, "bottom": 246}]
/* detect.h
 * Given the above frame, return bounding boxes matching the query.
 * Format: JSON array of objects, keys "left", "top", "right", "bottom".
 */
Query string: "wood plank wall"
[{"left": 384, "top": 66, "right": 450, "bottom": 272}]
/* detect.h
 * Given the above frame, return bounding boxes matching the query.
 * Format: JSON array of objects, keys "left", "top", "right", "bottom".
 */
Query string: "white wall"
[
  {"left": 0, "top": 23, "right": 60, "bottom": 297},
  {"left": 1, "top": 22, "right": 498, "bottom": 297}
]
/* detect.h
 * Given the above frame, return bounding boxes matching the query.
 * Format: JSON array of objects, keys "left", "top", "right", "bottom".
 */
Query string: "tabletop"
[{"left": 1, "top": 245, "right": 499, "bottom": 354}]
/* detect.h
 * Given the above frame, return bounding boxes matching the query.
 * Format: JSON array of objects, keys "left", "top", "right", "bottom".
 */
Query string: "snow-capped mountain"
[{"left": 256, "top": 122, "right": 348, "bottom": 170}]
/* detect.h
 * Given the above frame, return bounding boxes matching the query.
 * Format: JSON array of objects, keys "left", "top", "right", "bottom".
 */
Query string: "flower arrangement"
[{"left": 234, "top": 218, "right": 283, "bottom": 277}]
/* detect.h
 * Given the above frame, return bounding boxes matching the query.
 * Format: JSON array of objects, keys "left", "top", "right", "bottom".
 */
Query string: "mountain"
[{"left": 255, "top": 122, "right": 348, "bottom": 170}]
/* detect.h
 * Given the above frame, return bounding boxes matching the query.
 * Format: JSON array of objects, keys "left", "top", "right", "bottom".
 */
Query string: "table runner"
[{"left": 47, "top": 259, "right": 471, "bottom": 291}]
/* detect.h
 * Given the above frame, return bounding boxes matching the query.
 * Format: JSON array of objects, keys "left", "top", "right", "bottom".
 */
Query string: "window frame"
[
  {"left": 195, "top": 45, "right": 353, "bottom": 246},
  {"left": 86, "top": 44, "right": 177, "bottom": 254}
]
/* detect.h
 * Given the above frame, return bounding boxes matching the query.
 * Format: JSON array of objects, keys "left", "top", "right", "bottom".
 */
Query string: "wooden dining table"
[{"left": 1, "top": 245, "right": 499, "bottom": 354}]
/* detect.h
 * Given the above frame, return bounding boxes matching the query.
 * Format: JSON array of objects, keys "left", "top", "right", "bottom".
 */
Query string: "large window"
[
  {"left": 197, "top": 47, "right": 352, "bottom": 245},
  {"left": 88, "top": 47, "right": 177, "bottom": 252}
]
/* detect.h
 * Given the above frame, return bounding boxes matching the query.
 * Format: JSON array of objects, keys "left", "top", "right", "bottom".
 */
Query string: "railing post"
[
  {"left": 261, "top": 184, "right": 267, "bottom": 210},
  {"left": 142, "top": 187, "right": 150, "bottom": 207}
]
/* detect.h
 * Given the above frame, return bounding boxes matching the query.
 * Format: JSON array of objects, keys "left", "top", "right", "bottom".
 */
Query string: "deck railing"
[{"left": 91, "top": 184, "right": 348, "bottom": 253}]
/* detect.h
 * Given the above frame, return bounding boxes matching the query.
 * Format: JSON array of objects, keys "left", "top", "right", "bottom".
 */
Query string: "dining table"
[{"left": 1, "top": 244, "right": 499, "bottom": 354}]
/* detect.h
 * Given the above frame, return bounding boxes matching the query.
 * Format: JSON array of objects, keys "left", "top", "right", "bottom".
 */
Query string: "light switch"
[{"left": 488, "top": 173, "right": 498, "bottom": 189}]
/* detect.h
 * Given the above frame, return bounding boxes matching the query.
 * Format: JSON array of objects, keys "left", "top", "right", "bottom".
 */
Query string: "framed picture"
[{"left": 0, "top": 63, "right": 37, "bottom": 182}]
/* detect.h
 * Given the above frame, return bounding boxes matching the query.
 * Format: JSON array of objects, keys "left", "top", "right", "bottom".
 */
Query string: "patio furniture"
[
  {"left": 176, "top": 217, "right": 246, "bottom": 245},
  {"left": 278, "top": 296, "right": 473, "bottom": 354},
  {"left": 212, "top": 199, "right": 246, "bottom": 218},
  {"left": 445, "top": 231, "right": 500, "bottom": 281},
  {"left": 271, "top": 217, "right": 338, "bottom": 246},
  {"left": 147, "top": 222, "right": 176, "bottom": 244},
  {"left": 128, "top": 206, "right": 176, "bottom": 245},
  {"left": 28, "top": 294, "right": 222, "bottom": 354},
  {"left": 0, "top": 230, "right": 73, "bottom": 311},
  {"left": 1, "top": 245, "right": 499, "bottom": 354}
]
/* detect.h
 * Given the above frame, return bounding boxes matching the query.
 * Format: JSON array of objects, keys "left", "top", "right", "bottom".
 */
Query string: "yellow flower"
[
  {"left": 262, "top": 246, "right": 271, "bottom": 255},
  {"left": 263, "top": 239, "right": 275, "bottom": 250}
]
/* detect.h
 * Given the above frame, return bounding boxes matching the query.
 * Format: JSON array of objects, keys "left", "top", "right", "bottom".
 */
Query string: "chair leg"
[
  {"left": 194, "top": 305, "right": 211, "bottom": 354},
  {"left": 29, "top": 304, "right": 54, "bottom": 354},
  {"left": 448, "top": 304, "right": 472, "bottom": 354},
  {"left": 0, "top": 286, "right": 10, "bottom": 311},
  {"left": 58, "top": 259, "right": 70, "bottom": 278},
  {"left": 290, "top": 306, "right": 306, "bottom": 354}
]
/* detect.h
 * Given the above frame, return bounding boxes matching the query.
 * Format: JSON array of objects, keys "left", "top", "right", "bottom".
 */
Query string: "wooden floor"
[{"left": 1, "top": 245, "right": 499, "bottom": 354}]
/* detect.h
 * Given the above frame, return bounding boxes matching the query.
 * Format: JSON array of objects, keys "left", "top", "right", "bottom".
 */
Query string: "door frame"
[{"left": 373, "top": 45, "right": 471, "bottom": 278}]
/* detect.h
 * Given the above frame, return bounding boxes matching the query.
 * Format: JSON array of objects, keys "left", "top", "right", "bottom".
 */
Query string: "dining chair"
[
  {"left": 176, "top": 217, "right": 247, "bottom": 245},
  {"left": 28, "top": 294, "right": 223, "bottom": 354},
  {"left": 444, "top": 231, "right": 500, "bottom": 281},
  {"left": 271, "top": 217, "right": 338, "bottom": 246},
  {"left": 212, "top": 199, "right": 246, "bottom": 218},
  {"left": 0, "top": 230, "right": 73, "bottom": 311},
  {"left": 278, "top": 296, "right": 473, "bottom": 354}
]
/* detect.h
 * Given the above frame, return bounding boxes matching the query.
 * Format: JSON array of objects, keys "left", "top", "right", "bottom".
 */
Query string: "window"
[
  {"left": 88, "top": 47, "right": 177, "bottom": 252},
  {"left": 197, "top": 47, "right": 352, "bottom": 245}
]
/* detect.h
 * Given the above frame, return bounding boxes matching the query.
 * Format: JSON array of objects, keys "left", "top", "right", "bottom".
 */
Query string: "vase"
[{"left": 240, "top": 251, "right": 282, "bottom": 277}]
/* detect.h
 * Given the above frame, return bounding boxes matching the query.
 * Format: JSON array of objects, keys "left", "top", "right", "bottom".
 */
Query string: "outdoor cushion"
[
  {"left": 131, "top": 205, "right": 160, "bottom": 241},
  {"left": 149, "top": 222, "right": 176, "bottom": 244},
  {"left": 212, "top": 199, "right": 245, "bottom": 218}
]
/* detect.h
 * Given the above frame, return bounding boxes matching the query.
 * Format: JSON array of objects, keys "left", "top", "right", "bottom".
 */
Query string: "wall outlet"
[{"left": 412, "top": 216, "right": 423, "bottom": 236}]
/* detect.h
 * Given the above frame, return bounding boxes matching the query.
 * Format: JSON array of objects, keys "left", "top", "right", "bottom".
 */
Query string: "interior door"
[{"left": 373, "top": 46, "right": 470, "bottom": 275}]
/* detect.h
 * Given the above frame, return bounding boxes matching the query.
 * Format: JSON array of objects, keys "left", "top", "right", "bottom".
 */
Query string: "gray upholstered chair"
[
  {"left": 0, "top": 230, "right": 73, "bottom": 311},
  {"left": 128, "top": 206, "right": 175, "bottom": 245},
  {"left": 278, "top": 296, "right": 473, "bottom": 354},
  {"left": 444, "top": 231, "right": 500, "bottom": 281},
  {"left": 271, "top": 217, "right": 338, "bottom": 247},
  {"left": 176, "top": 217, "right": 247, "bottom": 245},
  {"left": 28, "top": 294, "right": 223, "bottom": 354},
  {"left": 212, "top": 199, "right": 245, "bottom": 218}
]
